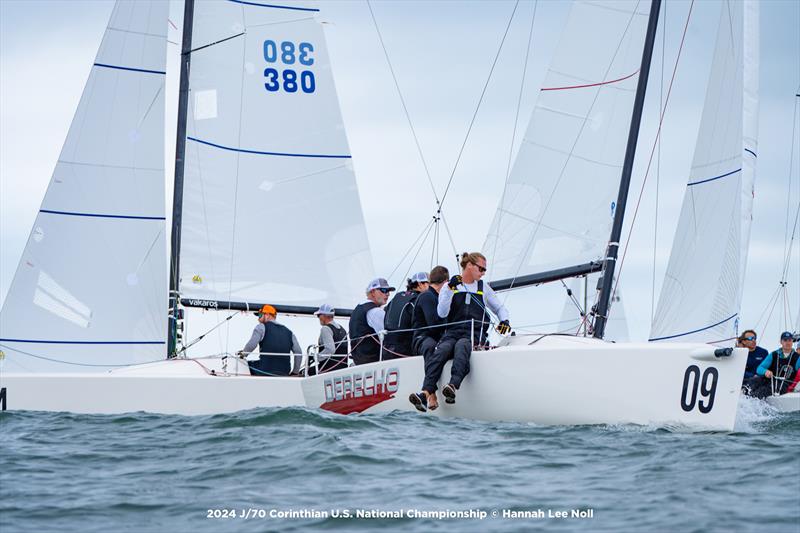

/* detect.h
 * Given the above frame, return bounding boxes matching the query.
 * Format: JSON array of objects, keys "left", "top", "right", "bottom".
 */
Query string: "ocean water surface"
[{"left": 1, "top": 397, "right": 798, "bottom": 532}]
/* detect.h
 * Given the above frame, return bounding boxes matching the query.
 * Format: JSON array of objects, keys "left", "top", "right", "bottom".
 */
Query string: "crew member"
[
  {"left": 736, "top": 329, "right": 769, "bottom": 382},
  {"left": 349, "top": 278, "right": 394, "bottom": 365},
  {"left": 744, "top": 331, "right": 800, "bottom": 398},
  {"left": 408, "top": 265, "right": 449, "bottom": 412},
  {"left": 312, "top": 303, "right": 349, "bottom": 374},
  {"left": 239, "top": 304, "right": 303, "bottom": 377},
  {"left": 425, "top": 252, "right": 510, "bottom": 405},
  {"left": 383, "top": 272, "right": 429, "bottom": 359}
]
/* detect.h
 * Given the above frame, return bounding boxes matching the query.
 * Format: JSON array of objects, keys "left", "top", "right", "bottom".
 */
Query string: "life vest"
[
  {"left": 769, "top": 350, "right": 799, "bottom": 395},
  {"left": 253, "top": 321, "right": 294, "bottom": 376},
  {"left": 349, "top": 301, "right": 381, "bottom": 365},
  {"left": 445, "top": 280, "right": 489, "bottom": 343},
  {"left": 318, "top": 323, "right": 349, "bottom": 373},
  {"left": 383, "top": 291, "right": 419, "bottom": 358}
]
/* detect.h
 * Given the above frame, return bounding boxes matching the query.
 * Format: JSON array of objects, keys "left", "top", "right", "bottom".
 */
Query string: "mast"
[
  {"left": 168, "top": 0, "right": 195, "bottom": 358},
  {"left": 593, "top": 0, "right": 662, "bottom": 339}
]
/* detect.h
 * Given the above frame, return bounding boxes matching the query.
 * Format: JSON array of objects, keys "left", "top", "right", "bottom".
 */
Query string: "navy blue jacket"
[{"left": 743, "top": 346, "right": 769, "bottom": 380}]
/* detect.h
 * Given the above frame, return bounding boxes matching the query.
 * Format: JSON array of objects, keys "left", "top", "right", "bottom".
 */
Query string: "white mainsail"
[
  {"left": 650, "top": 1, "right": 757, "bottom": 344},
  {"left": 484, "top": 0, "right": 651, "bottom": 281},
  {"left": 0, "top": 1, "right": 169, "bottom": 372},
  {"left": 178, "top": 0, "right": 374, "bottom": 309}
]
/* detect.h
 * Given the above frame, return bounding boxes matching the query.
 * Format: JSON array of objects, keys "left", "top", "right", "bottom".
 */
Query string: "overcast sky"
[{"left": 1, "top": 0, "right": 798, "bottom": 353}]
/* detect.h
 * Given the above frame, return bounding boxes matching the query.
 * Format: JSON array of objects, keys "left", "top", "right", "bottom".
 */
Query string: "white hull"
[
  {"left": 0, "top": 336, "right": 747, "bottom": 431},
  {"left": 765, "top": 391, "right": 800, "bottom": 412}
]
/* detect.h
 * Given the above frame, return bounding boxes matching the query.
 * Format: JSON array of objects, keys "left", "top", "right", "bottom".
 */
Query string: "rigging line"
[
  {"left": 782, "top": 96, "right": 799, "bottom": 272},
  {"left": 438, "top": 0, "right": 521, "bottom": 210},
  {"left": 387, "top": 218, "right": 436, "bottom": 281},
  {"left": 651, "top": 0, "right": 666, "bottom": 325},
  {"left": 190, "top": 32, "right": 246, "bottom": 54},
  {"left": 365, "top": 0, "right": 439, "bottom": 206},
  {"left": 399, "top": 221, "right": 437, "bottom": 289},
  {"left": 610, "top": 0, "right": 694, "bottom": 306},
  {"left": 438, "top": 211, "right": 461, "bottom": 266},
  {"left": 754, "top": 284, "right": 782, "bottom": 332},
  {"left": 560, "top": 279, "right": 585, "bottom": 316},
  {"left": 224, "top": 22, "right": 251, "bottom": 352},
  {"left": 491, "top": 0, "right": 538, "bottom": 268},
  {"left": 502, "top": 1, "right": 642, "bottom": 296},
  {"left": 177, "top": 312, "right": 238, "bottom": 354},
  {"left": 779, "top": 194, "right": 800, "bottom": 282}
]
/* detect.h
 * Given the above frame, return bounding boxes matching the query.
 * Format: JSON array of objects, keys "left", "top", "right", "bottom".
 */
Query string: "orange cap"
[{"left": 257, "top": 304, "right": 277, "bottom": 316}]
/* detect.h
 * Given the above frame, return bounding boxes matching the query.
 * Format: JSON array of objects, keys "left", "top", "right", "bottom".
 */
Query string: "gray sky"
[{"left": 1, "top": 0, "right": 798, "bottom": 353}]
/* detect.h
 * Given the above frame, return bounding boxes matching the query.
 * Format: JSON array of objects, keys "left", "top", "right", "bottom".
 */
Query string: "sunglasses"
[
  {"left": 473, "top": 263, "right": 487, "bottom": 273},
  {"left": 743, "top": 336, "right": 756, "bottom": 341},
  {"left": 377, "top": 288, "right": 392, "bottom": 294}
]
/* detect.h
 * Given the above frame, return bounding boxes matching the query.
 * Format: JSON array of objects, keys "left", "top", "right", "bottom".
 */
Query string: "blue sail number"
[{"left": 263, "top": 40, "right": 315, "bottom": 94}]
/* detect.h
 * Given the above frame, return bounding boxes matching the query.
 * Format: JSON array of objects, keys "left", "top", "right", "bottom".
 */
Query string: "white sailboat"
[{"left": 3, "top": 0, "right": 780, "bottom": 427}]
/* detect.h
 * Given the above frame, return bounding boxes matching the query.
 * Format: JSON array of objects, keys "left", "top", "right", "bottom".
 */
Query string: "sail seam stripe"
[
  {"left": 648, "top": 313, "right": 737, "bottom": 341},
  {"left": 744, "top": 148, "right": 757, "bottom": 158},
  {"left": 227, "top": 0, "right": 319, "bottom": 12},
  {"left": 541, "top": 69, "right": 639, "bottom": 91},
  {"left": 686, "top": 168, "right": 741, "bottom": 187},
  {"left": 40, "top": 209, "right": 165, "bottom": 220},
  {"left": 187, "top": 136, "right": 351, "bottom": 158},
  {"left": 0, "top": 338, "right": 164, "bottom": 345},
  {"left": 93, "top": 63, "right": 166, "bottom": 75}
]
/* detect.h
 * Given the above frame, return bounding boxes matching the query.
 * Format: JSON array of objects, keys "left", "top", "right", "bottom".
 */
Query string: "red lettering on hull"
[{"left": 319, "top": 389, "right": 395, "bottom": 415}]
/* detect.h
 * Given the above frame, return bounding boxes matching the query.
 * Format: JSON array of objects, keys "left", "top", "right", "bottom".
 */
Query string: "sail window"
[{"left": 194, "top": 90, "right": 218, "bottom": 120}]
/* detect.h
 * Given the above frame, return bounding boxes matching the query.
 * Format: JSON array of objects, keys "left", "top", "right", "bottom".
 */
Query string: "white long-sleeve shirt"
[{"left": 437, "top": 280, "right": 509, "bottom": 322}]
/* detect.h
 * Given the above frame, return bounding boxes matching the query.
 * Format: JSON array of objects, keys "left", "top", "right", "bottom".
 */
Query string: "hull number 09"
[{"left": 680, "top": 365, "right": 718, "bottom": 413}]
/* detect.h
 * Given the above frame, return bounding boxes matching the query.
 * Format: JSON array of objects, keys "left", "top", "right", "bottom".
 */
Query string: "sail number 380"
[
  {"left": 263, "top": 40, "right": 316, "bottom": 94},
  {"left": 680, "top": 365, "right": 718, "bottom": 413}
]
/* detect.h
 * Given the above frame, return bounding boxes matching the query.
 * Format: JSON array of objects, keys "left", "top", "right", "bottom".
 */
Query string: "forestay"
[
  {"left": 650, "top": 1, "right": 757, "bottom": 344},
  {"left": 485, "top": 0, "right": 651, "bottom": 281},
  {"left": 178, "top": 0, "right": 373, "bottom": 310},
  {"left": 0, "top": 0, "right": 169, "bottom": 372}
]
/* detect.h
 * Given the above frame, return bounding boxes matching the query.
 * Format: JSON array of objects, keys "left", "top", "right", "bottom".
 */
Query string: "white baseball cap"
[
  {"left": 409, "top": 271, "right": 429, "bottom": 283},
  {"left": 314, "top": 303, "right": 335, "bottom": 316}
]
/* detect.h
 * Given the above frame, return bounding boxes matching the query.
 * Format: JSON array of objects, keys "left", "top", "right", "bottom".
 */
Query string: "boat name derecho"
[{"left": 323, "top": 367, "right": 399, "bottom": 402}]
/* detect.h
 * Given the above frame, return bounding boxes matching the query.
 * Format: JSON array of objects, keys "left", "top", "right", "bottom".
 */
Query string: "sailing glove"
[
  {"left": 448, "top": 275, "right": 463, "bottom": 290},
  {"left": 496, "top": 320, "right": 511, "bottom": 335}
]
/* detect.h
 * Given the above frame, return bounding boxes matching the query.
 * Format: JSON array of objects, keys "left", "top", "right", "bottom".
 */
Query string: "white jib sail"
[
  {"left": 0, "top": 1, "right": 169, "bottom": 372},
  {"left": 650, "top": 1, "right": 756, "bottom": 344},
  {"left": 559, "top": 274, "right": 629, "bottom": 341},
  {"left": 178, "top": 0, "right": 374, "bottom": 309},
  {"left": 484, "top": 0, "right": 651, "bottom": 281}
]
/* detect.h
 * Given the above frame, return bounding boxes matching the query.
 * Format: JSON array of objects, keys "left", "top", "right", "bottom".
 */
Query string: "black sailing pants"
[{"left": 422, "top": 334, "right": 472, "bottom": 393}]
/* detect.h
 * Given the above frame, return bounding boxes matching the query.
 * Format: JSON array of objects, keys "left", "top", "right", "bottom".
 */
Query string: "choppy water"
[{"left": 1, "top": 397, "right": 798, "bottom": 533}]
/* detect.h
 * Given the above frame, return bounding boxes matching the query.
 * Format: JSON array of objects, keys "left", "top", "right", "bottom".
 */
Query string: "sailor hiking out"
[
  {"left": 744, "top": 331, "right": 800, "bottom": 398},
  {"left": 349, "top": 278, "right": 395, "bottom": 365},
  {"left": 407, "top": 266, "right": 449, "bottom": 411},
  {"left": 416, "top": 253, "right": 510, "bottom": 409},
  {"left": 238, "top": 304, "right": 303, "bottom": 377},
  {"left": 382, "top": 272, "right": 430, "bottom": 359},
  {"left": 310, "top": 304, "right": 349, "bottom": 375}
]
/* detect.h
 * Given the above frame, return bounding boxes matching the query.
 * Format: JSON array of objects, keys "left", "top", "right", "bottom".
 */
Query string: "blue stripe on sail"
[
  {"left": 648, "top": 314, "right": 738, "bottom": 342},
  {"left": 227, "top": 0, "right": 320, "bottom": 11},
  {"left": 187, "top": 136, "right": 351, "bottom": 159},
  {"left": 40, "top": 209, "right": 165, "bottom": 221},
  {"left": 94, "top": 63, "right": 166, "bottom": 75},
  {"left": 744, "top": 148, "right": 757, "bottom": 158},
  {"left": 687, "top": 168, "right": 741, "bottom": 187},
  {"left": 0, "top": 338, "right": 164, "bottom": 345}
]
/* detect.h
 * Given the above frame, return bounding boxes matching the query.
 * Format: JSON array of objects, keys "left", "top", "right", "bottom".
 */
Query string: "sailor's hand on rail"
[
  {"left": 236, "top": 350, "right": 246, "bottom": 359},
  {"left": 764, "top": 370, "right": 774, "bottom": 379},
  {"left": 448, "top": 275, "right": 462, "bottom": 290},
  {"left": 496, "top": 320, "right": 511, "bottom": 335}
]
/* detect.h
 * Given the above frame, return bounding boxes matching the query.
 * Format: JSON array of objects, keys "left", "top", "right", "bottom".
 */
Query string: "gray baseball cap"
[
  {"left": 409, "top": 271, "right": 429, "bottom": 283},
  {"left": 366, "top": 278, "right": 395, "bottom": 292}
]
